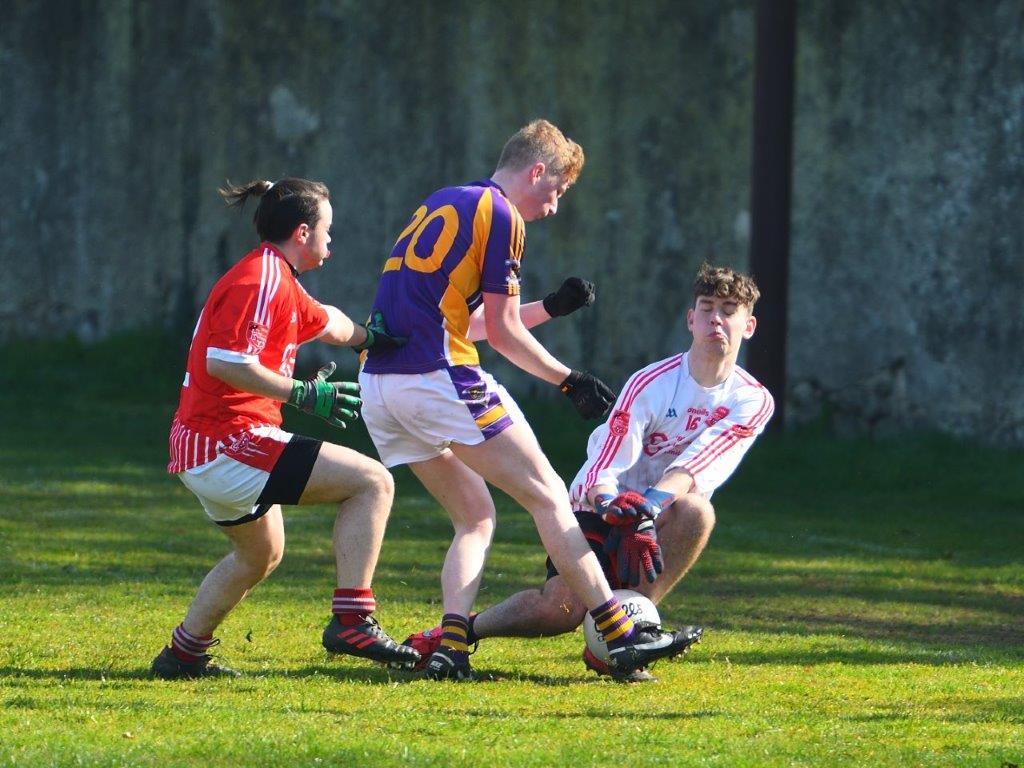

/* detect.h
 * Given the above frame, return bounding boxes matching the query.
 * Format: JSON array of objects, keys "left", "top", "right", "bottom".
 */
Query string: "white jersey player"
[
  {"left": 569, "top": 350, "right": 773, "bottom": 510},
  {"left": 404, "top": 262, "right": 773, "bottom": 682}
]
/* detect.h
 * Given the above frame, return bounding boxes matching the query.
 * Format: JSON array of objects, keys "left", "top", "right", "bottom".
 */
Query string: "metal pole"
[{"left": 747, "top": 0, "right": 796, "bottom": 430}]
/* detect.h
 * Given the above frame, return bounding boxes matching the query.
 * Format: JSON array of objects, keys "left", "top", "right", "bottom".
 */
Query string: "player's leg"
[
  {"left": 298, "top": 441, "right": 395, "bottom": 588},
  {"left": 181, "top": 506, "right": 286, "bottom": 636},
  {"left": 468, "top": 511, "right": 612, "bottom": 640},
  {"left": 408, "top": 452, "right": 496, "bottom": 618},
  {"left": 451, "top": 424, "right": 699, "bottom": 672},
  {"left": 298, "top": 442, "right": 420, "bottom": 666},
  {"left": 637, "top": 494, "right": 716, "bottom": 604},
  {"left": 151, "top": 506, "right": 284, "bottom": 679},
  {"left": 403, "top": 452, "right": 495, "bottom": 680},
  {"left": 450, "top": 422, "right": 615, "bottom": 611},
  {"left": 470, "top": 576, "right": 586, "bottom": 639}
]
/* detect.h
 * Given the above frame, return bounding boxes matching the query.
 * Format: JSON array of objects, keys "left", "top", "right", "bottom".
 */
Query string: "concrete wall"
[
  {"left": 2, "top": 1, "right": 1022, "bottom": 442},
  {"left": 790, "top": 1, "right": 1024, "bottom": 443},
  {"left": 0, "top": 0, "right": 753, "bottom": 382}
]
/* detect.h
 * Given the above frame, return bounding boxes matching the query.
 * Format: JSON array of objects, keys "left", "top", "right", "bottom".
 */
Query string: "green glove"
[
  {"left": 353, "top": 310, "right": 407, "bottom": 353},
  {"left": 288, "top": 362, "right": 361, "bottom": 429}
]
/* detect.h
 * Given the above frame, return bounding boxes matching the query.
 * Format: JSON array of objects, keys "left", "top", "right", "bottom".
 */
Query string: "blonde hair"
[
  {"left": 495, "top": 119, "right": 584, "bottom": 184},
  {"left": 693, "top": 262, "right": 761, "bottom": 308}
]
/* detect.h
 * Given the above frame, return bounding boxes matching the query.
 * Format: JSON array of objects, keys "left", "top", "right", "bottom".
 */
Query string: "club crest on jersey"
[
  {"left": 609, "top": 410, "right": 630, "bottom": 436},
  {"left": 665, "top": 408, "right": 678, "bottom": 418},
  {"left": 505, "top": 259, "right": 522, "bottom": 296},
  {"left": 247, "top": 321, "right": 269, "bottom": 353},
  {"left": 706, "top": 406, "right": 730, "bottom": 426}
]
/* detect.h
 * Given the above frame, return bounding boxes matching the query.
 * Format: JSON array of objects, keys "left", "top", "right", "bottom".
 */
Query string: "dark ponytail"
[{"left": 219, "top": 177, "right": 330, "bottom": 243}]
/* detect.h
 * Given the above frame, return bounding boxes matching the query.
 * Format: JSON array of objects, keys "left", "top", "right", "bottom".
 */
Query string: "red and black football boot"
[
  {"left": 322, "top": 615, "right": 421, "bottom": 668},
  {"left": 582, "top": 647, "right": 657, "bottom": 683},
  {"left": 402, "top": 623, "right": 478, "bottom": 671}
]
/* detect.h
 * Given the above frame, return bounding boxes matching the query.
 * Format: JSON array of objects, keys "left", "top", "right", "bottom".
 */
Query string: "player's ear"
[
  {"left": 743, "top": 313, "right": 756, "bottom": 339},
  {"left": 686, "top": 308, "right": 695, "bottom": 332},
  {"left": 293, "top": 222, "right": 310, "bottom": 244},
  {"left": 528, "top": 161, "right": 546, "bottom": 184}
]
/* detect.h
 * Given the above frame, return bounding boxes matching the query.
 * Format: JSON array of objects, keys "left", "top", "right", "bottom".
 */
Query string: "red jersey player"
[{"left": 151, "top": 177, "right": 420, "bottom": 678}]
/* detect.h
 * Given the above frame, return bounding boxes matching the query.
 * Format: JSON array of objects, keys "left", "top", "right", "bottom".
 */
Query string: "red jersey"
[{"left": 168, "top": 244, "right": 329, "bottom": 473}]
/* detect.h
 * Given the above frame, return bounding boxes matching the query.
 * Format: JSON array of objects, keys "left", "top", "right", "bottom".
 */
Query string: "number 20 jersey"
[{"left": 362, "top": 179, "right": 525, "bottom": 374}]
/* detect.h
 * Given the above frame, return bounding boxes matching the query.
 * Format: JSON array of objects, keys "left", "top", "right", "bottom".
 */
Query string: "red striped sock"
[
  {"left": 170, "top": 623, "right": 214, "bottom": 663},
  {"left": 333, "top": 588, "right": 376, "bottom": 626}
]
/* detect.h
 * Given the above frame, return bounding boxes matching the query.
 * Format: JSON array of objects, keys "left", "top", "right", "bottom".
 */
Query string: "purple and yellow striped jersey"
[{"left": 362, "top": 180, "right": 526, "bottom": 374}]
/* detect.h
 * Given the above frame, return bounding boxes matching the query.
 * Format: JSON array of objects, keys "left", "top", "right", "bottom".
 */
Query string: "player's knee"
[
  {"left": 460, "top": 512, "right": 495, "bottom": 541},
  {"left": 675, "top": 495, "right": 716, "bottom": 535},
  {"left": 538, "top": 581, "right": 586, "bottom": 633},
  {"left": 236, "top": 541, "right": 284, "bottom": 583},
  {"left": 263, "top": 544, "right": 284, "bottom": 577},
  {"left": 519, "top": 475, "right": 571, "bottom": 521},
  {"left": 361, "top": 463, "right": 395, "bottom": 506}
]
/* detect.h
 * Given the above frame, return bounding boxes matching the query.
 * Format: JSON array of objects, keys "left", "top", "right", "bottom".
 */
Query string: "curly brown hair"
[
  {"left": 692, "top": 262, "right": 761, "bottom": 308},
  {"left": 495, "top": 119, "right": 584, "bottom": 184}
]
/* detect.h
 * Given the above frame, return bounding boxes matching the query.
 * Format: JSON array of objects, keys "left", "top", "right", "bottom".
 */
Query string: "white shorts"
[
  {"left": 177, "top": 428, "right": 322, "bottom": 526},
  {"left": 359, "top": 366, "right": 525, "bottom": 467},
  {"left": 179, "top": 453, "right": 272, "bottom": 525}
]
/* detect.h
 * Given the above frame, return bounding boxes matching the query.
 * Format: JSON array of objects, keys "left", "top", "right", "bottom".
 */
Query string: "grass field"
[{"left": 1, "top": 334, "right": 1022, "bottom": 767}]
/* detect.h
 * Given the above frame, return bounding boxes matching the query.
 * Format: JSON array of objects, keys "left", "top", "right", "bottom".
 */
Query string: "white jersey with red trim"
[
  {"left": 167, "top": 243, "right": 329, "bottom": 474},
  {"left": 569, "top": 352, "right": 773, "bottom": 509}
]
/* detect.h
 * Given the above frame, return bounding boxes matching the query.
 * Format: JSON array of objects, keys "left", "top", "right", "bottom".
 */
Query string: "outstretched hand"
[
  {"left": 354, "top": 310, "right": 407, "bottom": 352},
  {"left": 288, "top": 361, "right": 362, "bottom": 429},
  {"left": 560, "top": 370, "right": 615, "bottom": 420}
]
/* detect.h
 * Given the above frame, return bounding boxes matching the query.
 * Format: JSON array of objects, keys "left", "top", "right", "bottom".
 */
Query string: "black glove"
[
  {"left": 543, "top": 277, "right": 596, "bottom": 317},
  {"left": 287, "top": 362, "right": 361, "bottom": 429},
  {"left": 354, "top": 310, "right": 407, "bottom": 352},
  {"left": 559, "top": 370, "right": 615, "bottom": 419}
]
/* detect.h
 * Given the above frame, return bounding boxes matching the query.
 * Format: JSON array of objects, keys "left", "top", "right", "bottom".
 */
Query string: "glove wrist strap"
[
  {"left": 641, "top": 487, "right": 676, "bottom": 520},
  {"left": 288, "top": 379, "right": 307, "bottom": 407},
  {"left": 559, "top": 370, "right": 582, "bottom": 393},
  {"left": 352, "top": 324, "right": 374, "bottom": 353},
  {"left": 542, "top": 293, "right": 559, "bottom": 317}
]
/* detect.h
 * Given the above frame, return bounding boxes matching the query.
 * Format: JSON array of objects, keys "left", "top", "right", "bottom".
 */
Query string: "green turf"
[{"left": 1, "top": 333, "right": 1022, "bottom": 767}]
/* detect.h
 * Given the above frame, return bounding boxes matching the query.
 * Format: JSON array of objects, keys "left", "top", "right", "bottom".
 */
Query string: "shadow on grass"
[
  {"left": 841, "top": 696, "right": 1024, "bottom": 725},
  {"left": 0, "top": 666, "right": 155, "bottom": 682}
]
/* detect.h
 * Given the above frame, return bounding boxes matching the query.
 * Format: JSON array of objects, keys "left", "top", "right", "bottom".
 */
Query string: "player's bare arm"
[
  {"left": 207, "top": 355, "right": 359, "bottom": 431},
  {"left": 318, "top": 305, "right": 364, "bottom": 346},
  {"left": 468, "top": 277, "right": 596, "bottom": 342},
  {"left": 466, "top": 300, "right": 554, "bottom": 342},
  {"left": 206, "top": 358, "right": 294, "bottom": 401},
  {"left": 319, "top": 305, "right": 406, "bottom": 352},
  {"left": 482, "top": 290, "right": 571, "bottom": 385}
]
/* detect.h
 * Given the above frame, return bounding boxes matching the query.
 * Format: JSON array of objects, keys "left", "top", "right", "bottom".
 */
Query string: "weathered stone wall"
[
  {"left": 790, "top": 1, "right": 1024, "bottom": 443},
  {"left": 0, "top": 0, "right": 753, "bottom": 393},
  {"left": 3, "top": 1, "right": 1022, "bottom": 442}
]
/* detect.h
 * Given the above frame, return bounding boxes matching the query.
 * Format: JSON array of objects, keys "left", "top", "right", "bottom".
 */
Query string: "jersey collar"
[
  {"left": 472, "top": 178, "right": 507, "bottom": 196},
  {"left": 260, "top": 242, "right": 298, "bottom": 277}
]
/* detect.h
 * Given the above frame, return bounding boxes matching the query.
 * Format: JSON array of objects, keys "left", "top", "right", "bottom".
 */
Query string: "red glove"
[
  {"left": 604, "top": 519, "right": 663, "bottom": 588},
  {"left": 594, "top": 491, "right": 657, "bottom": 526}
]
